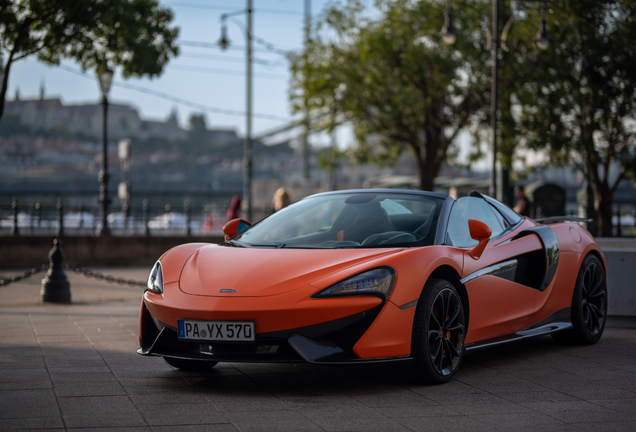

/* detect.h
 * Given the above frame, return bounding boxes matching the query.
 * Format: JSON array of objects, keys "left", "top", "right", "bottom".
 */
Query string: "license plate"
[{"left": 177, "top": 319, "right": 255, "bottom": 342}]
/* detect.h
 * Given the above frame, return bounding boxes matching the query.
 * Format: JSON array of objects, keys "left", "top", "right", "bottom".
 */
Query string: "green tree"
[
  {"left": 0, "top": 0, "right": 179, "bottom": 121},
  {"left": 290, "top": 0, "right": 489, "bottom": 191},
  {"left": 513, "top": 0, "right": 636, "bottom": 236}
]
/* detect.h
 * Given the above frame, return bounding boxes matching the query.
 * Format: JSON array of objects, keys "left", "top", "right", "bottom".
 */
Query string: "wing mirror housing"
[
  {"left": 223, "top": 218, "right": 252, "bottom": 240},
  {"left": 468, "top": 219, "right": 491, "bottom": 260}
]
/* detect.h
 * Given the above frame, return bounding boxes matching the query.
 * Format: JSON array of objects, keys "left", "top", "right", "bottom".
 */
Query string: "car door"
[{"left": 447, "top": 196, "right": 542, "bottom": 345}]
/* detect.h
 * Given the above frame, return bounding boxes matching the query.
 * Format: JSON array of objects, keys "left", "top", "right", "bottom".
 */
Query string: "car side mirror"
[
  {"left": 468, "top": 219, "right": 491, "bottom": 260},
  {"left": 223, "top": 218, "right": 252, "bottom": 240}
]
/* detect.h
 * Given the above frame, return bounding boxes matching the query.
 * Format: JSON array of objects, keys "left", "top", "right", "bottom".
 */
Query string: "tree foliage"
[
  {"left": 290, "top": 0, "right": 490, "bottom": 191},
  {"left": 511, "top": 0, "right": 636, "bottom": 236},
  {"left": 0, "top": 0, "right": 179, "bottom": 120}
]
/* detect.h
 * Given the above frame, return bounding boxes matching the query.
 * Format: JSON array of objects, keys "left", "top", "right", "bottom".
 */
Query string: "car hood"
[{"left": 179, "top": 245, "right": 401, "bottom": 297}]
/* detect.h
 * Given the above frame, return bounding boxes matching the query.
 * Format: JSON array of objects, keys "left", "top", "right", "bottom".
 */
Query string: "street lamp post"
[
  {"left": 118, "top": 138, "right": 131, "bottom": 232},
  {"left": 490, "top": 0, "right": 500, "bottom": 199},
  {"left": 218, "top": 1, "right": 253, "bottom": 221},
  {"left": 441, "top": 0, "right": 551, "bottom": 202},
  {"left": 96, "top": 68, "right": 113, "bottom": 236}
]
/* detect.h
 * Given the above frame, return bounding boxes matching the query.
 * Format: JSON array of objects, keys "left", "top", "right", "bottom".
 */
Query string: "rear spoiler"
[{"left": 534, "top": 216, "right": 592, "bottom": 224}]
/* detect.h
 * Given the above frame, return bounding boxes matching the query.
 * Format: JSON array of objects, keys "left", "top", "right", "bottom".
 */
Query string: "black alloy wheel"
[
  {"left": 404, "top": 278, "right": 466, "bottom": 384},
  {"left": 163, "top": 357, "right": 218, "bottom": 371},
  {"left": 552, "top": 254, "right": 607, "bottom": 345}
]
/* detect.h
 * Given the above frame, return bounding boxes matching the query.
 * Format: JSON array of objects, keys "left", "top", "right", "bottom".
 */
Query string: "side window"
[
  {"left": 447, "top": 197, "right": 505, "bottom": 247},
  {"left": 489, "top": 203, "right": 510, "bottom": 230},
  {"left": 483, "top": 195, "right": 523, "bottom": 226}
]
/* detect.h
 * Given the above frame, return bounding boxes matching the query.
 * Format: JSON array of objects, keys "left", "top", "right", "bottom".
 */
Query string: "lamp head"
[
  {"left": 439, "top": 12, "right": 458, "bottom": 45},
  {"left": 534, "top": 20, "right": 551, "bottom": 50},
  {"left": 98, "top": 68, "right": 114, "bottom": 96},
  {"left": 534, "top": 2, "right": 551, "bottom": 51},
  {"left": 218, "top": 25, "right": 230, "bottom": 50}
]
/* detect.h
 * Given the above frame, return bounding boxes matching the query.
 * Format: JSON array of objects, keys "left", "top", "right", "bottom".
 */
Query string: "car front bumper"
[{"left": 138, "top": 282, "right": 413, "bottom": 364}]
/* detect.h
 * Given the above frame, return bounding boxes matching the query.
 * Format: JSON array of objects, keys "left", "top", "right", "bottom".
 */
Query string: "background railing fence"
[{"left": 1, "top": 196, "right": 272, "bottom": 237}]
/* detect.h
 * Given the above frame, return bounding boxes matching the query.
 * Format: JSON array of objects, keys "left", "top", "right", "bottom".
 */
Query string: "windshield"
[{"left": 231, "top": 192, "right": 443, "bottom": 248}]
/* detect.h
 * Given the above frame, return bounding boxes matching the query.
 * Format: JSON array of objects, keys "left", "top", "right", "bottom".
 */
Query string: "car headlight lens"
[
  {"left": 146, "top": 261, "right": 163, "bottom": 294},
  {"left": 312, "top": 267, "right": 396, "bottom": 300}
]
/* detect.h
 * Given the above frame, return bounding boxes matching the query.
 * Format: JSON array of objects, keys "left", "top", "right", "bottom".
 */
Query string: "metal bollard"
[
  {"left": 78, "top": 204, "right": 85, "bottom": 234},
  {"left": 130, "top": 208, "right": 137, "bottom": 234},
  {"left": 56, "top": 198, "right": 64, "bottom": 237},
  {"left": 90, "top": 207, "right": 97, "bottom": 231},
  {"left": 28, "top": 203, "right": 34, "bottom": 234},
  {"left": 42, "top": 197, "right": 70, "bottom": 302},
  {"left": 143, "top": 199, "right": 150, "bottom": 236},
  {"left": 35, "top": 203, "right": 41, "bottom": 231},
  {"left": 165, "top": 204, "right": 172, "bottom": 230},
  {"left": 123, "top": 202, "right": 129, "bottom": 234},
  {"left": 41, "top": 238, "right": 71, "bottom": 303},
  {"left": 184, "top": 199, "right": 191, "bottom": 236},
  {"left": 11, "top": 197, "right": 19, "bottom": 236}
]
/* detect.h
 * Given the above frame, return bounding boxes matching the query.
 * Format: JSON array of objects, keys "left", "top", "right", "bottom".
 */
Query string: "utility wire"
[
  {"left": 180, "top": 40, "right": 279, "bottom": 54},
  {"left": 167, "top": 64, "right": 286, "bottom": 79},
  {"left": 112, "top": 81, "right": 288, "bottom": 121},
  {"left": 179, "top": 39, "right": 291, "bottom": 56},
  {"left": 180, "top": 52, "right": 286, "bottom": 67},
  {"left": 167, "top": 2, "right": 303, "bottom": 15},
  {"left": 57, "top": 64, "right": 291, "bottom": 122}
]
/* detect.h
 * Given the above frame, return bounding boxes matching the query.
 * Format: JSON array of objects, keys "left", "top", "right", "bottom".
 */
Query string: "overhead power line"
[
  {"left": 167, "top": 2, "right": 303, "bottom": 15},
  {"left": 179, "top": 39, "right": 291, "bottom": 56},
  {"left": 167, "top": 64, "right": 286, "bottom": 79},
  {"left": 179, "top": 52, "right": 286, "bottom": 67},
  {"left": 180, "top": 40, "right": 271, "bottom": 53},
  {"left": 57, "top": 64, "right": 291, "bottom": 122}
]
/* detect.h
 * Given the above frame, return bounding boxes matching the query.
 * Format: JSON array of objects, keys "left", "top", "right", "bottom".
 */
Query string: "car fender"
[
  {"left": 159, "top": 242, "right": 211, "bottom": 283},
  {"left": 352, "top": 246, "right": 464, "bottom": 359}
]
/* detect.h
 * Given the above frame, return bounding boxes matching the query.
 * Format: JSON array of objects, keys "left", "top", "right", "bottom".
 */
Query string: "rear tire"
[
  {"left": 163, "top": 357, "right": 218, "bottom": 371},
  {"left": 403, "top": 279, "right": 466, "bottom": 384},
  {"left": 552, "top": 254, "right": 607, "bottom": 345}
]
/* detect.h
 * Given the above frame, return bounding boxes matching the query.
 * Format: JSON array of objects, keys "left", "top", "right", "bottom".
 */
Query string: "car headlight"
[
  {"left": 146, "top": 261, "right": 163, "bottom": 294},
  {"left": 312, "top": 267, "right": 396, "bottom": 301}
]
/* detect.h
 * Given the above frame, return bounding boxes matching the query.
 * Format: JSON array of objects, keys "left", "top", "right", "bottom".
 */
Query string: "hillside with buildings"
[
  {"left": 0, "top": 89, "right": 419, "bottom": 216},
  {"left": 2, "top": 88, "right": 632, "bottom": 235}
]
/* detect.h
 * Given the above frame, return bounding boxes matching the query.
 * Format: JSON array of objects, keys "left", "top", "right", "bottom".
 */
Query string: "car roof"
[{"left": 304, "top": 189, "right": 449, "bottom": 200}]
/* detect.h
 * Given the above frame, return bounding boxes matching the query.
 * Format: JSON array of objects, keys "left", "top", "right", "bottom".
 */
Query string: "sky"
[{"left": 6, "top": 0, "right": 339, "bottom": 145}]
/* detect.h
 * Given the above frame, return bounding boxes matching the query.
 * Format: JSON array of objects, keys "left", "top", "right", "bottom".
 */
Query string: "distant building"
[{"left": 3, "top": 85, "right": 236, "bottom": 145}]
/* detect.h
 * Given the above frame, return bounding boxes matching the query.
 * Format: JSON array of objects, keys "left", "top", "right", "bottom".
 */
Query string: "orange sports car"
[{"left": 138, "top": 189, "right": 607, "bottom": 384}]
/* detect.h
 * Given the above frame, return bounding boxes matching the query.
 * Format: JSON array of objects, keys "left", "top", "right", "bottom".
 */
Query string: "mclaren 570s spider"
[{"left": 138, "top": 189, "right": 607, "bottom": 384}]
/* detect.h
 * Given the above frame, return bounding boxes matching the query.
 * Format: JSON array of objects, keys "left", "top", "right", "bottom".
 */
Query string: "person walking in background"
[
  {"left": 514, "top": 185, "right": 531, "bottom": 217},
  {"left": 226, "top": 195, "right": 242, "bottom": 221},
  {"left": 273, "top": 187, "right": 291, "bottom": 213}
]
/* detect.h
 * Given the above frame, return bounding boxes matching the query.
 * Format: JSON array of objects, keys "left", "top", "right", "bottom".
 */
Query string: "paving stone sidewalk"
[{"left": 1, "top": 267, "right": 635, "bottom": 431}]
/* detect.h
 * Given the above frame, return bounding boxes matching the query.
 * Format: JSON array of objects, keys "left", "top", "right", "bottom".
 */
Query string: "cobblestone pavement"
[{"left": 1, "top": 268, "right": 635, "bottom": 431}]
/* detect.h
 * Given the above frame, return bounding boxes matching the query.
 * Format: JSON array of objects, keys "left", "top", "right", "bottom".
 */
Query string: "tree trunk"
[
  {"left": 0, "top": 17, "right": 33, "bottom": 123},
  {"left": 594, "top": 184, "right": 614, "bottom": 237},
  {"left": 415, "top": 123, "right": 444, "bottom": 192},
  {"left": 415, "top": 143, "right": 441, "bottom": 192},
  {"left": 0, "top": 56, "right": 12, "bottom": 122},
  {"left": 417, "top": 162, "right": 436, "bottom": 192}
]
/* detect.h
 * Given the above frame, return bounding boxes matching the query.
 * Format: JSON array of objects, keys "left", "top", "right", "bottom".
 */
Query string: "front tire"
[
  {"left": 552, "top": 254, "right": 607, "bottom": 345},
  {"left": 403, "top": 279, "right": 466, "bottom": 384},
  {"left": 163, "top": 357, "right": 218, "bottom": 371}
]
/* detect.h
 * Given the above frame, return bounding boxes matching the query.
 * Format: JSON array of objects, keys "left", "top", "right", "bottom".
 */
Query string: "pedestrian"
[
  {"left": 226, "top": 195, "right": 242, "bottom": 221},
  {"left": 513, "top": 185, "right": 531, "bottom": 217},
  {"left": 272, "top": 187, "right": 291, "bottom": 213}
]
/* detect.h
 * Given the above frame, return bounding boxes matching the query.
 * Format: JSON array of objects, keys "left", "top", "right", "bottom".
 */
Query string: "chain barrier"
[
  {"left": 64, "top": 265, "right": 147, "bottom": 287},
  {"left": 0, "top": 264, "right": 49, "bottom": 286},
  {"left": 0, "top": 264, "right": 146, "bottom": 288}
]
